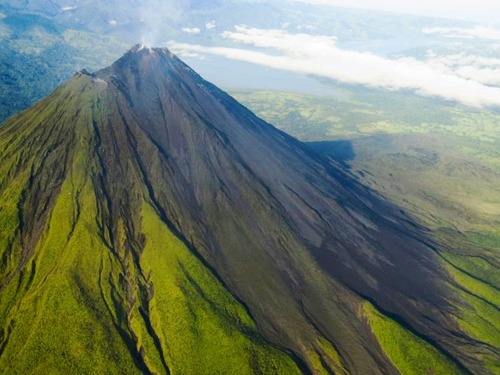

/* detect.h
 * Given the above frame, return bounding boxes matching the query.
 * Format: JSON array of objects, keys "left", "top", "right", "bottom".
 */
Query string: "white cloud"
[
  {"left": 109, "top": 19, "right": 117, "bottom": 26},
  {"left": 170, "top": 26, "right": 500, "bottom": 107},
  {"left": 426, "top": 53, "right": 500, "bottom": 68},
  {"left": 425, "top": 52, "right": 500, "bottom": 86},
  {"left": 454, "top": 66, "right": 500, "bottom": 86},
  {"left": 288, "top": 0, "right": 500, "bottom": 23},
  {"left": 205, "top": 20, "right": 216, "bottom": 30},
  {"left": 182, "top": 27, "right": 201, "bottom": 34},
  {"left": 176, "top": 50, "right": 203, "bottom": 59},
  {"left": 422, "top": 26, "right": 500, "bottom": 40},
  {"left": 61, "top": 6, "right": 77, "bottom": 11}
]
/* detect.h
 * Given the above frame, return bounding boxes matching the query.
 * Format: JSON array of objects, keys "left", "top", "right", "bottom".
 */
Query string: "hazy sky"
[
  {"left": 293, "top": 0, "right": 500, "bottom": 23},
  {"left": 161, "top": 0, "right": 500, "bottom": 107},
  {"left": 173, "top": 25, "right": 500, "bottom": 107}
]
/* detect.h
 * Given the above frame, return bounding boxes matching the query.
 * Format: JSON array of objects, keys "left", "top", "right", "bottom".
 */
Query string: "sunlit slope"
[{"left": 0, "top": 75, "right": 301, "bottom": 374}]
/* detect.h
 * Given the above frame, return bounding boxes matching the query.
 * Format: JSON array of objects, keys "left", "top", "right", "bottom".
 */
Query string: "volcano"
[{"left": 0, "top": 45, "right": 493, "bottom": 374}]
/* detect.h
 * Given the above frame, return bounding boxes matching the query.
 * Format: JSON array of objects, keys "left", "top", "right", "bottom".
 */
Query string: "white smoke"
[{"left": 139, "top": 0, "right": 188, "bottom": 47}]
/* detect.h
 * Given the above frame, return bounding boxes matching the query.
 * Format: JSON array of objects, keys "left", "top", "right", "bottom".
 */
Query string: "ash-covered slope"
[{"left": 0, "top": 45, "right": 493, "bottom": 374}]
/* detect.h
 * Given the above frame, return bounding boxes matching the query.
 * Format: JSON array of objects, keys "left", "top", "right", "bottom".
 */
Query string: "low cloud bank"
[{"left": 171, "top": 25, "right": 500, "bottom": 108}]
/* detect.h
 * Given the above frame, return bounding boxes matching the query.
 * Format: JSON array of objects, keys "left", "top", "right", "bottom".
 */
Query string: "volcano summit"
[{"left": 0, "top": 45, "right": 495, "bottom": 374}]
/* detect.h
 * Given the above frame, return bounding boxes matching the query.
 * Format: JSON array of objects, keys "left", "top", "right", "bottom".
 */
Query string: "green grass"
[
  {"left": 139, "top": 202, "right": 300, "bottom": 374},
  {"left": 231, "top": 87, "right": 500, "bottom": 144},
  {"left": 465, "top": 231, "right": 500, "bottom": 251},
  {"left": 441, "top": 253, "right": 500, "bottom": 372},
  {"left": 441, "top": 250, "right": 500, "bottom": 289},
  {"left": 0, "top": 170, "right": 137, "bottom": 374},
  {"left": 440, "top": 252, "right": 500, "bottom": 348},
  {"left": 0, "top": 100, "right": 137, "bottom": 374},
  {"left": 363, "top": 302, "right": 461, "bottom": 375},
  {"left": 0, "top": 81, "right": 302, "bottom": 373},
  {"left": 0, "top": 158, "right": 300, "bottom": 374}
]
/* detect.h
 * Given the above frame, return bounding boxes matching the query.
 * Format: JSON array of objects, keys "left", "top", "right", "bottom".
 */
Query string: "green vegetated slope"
[
  {"left": 232, "top": 87, "right": 500, "bottom": 373},
  {"left": 0, "top": 76, "right": 300, "bottom": 374},
  {"left": 1, "top": 46, "right": 485, "bottom": 374},
  {"left": 362, "top": 302, "right": 461, "bottom": 375},
  {"left": 0, "top": 55, "right": 353, "bottom": 374}
]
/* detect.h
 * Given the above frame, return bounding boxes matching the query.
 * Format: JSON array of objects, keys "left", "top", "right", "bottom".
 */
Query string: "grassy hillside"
[
  {"left": 0, "top": 76, "right": 302, "bottom": 374},
  {"left": 362, "top": 302, "right": 461, "bottom": 375}
]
